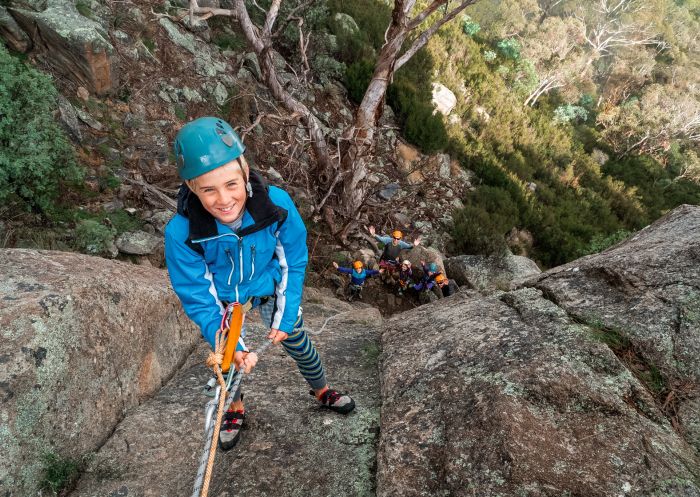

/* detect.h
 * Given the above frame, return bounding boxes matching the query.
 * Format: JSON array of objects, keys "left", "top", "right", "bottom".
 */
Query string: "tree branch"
[
  {"left": 395, "top": 0, "right": 475, "bottom": 71},
  {"left": 407, "top": 0, "right": 444, "bottom": 30}
]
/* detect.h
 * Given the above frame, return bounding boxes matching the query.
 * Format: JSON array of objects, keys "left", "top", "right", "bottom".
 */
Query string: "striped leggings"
[{"left": 233, "top": 297, "right": 327, "bottom": 400}]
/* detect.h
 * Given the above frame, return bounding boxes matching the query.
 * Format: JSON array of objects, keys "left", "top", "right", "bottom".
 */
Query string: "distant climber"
[
  {"left": 367, "top": 225, "right": 421, "bottom": 283},
  {"left": 164, "top": 117, "right": 355, "bottom": 452},
  {"left": 434, "top": 273, "right": 459, "bottom": 297},
  {"left": 397, "top": 259, "right": 414, "bottom": 296},
  {"left": 333, "top": 260, "right": 383, "bottom": 302},
  {"left": 412, "top": 261, "right": 442, "bottom": 294}
]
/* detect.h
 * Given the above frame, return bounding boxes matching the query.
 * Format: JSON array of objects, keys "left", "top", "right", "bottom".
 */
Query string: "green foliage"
[
  {"left": 496, "top": 37, "right": 520, "bottom": 60},
  {"left": 142, "top": 36, "right": 155, "bottom": 53},
  {"left": 580, "top": 229, "right": 632, "bottom": 255},
  {"left": 461, "top": 15, "right": 481, "bottom": 36},
  {"left": 345, "top": 59, "right": 374, "bottom": 104},
  {"left": 74, "top": 219, "right": 116, "bottom": 257},
  {"left": 388, "top": 79, "right": 448, "bottom": 154},
  {"left": 483, "top": 49, "right": 497, "bottom": 62},
  {"left": 451, "top": 186, "right": 521, "bottom": 256},
  {"left": 212, "top": 31, "right": 245, "bottom": 52},
  {"left": 0, "top": 45, "right": 83, "bottom": 214},
  {"left": 311, "top": 55, "right": 346, "bottom": 84},
  {"left": 174, "top": 104, "right": 186, "bottom": 121},
  {"left": 75, "top": 0, "right": 93, "bottom": 19},
  {"left": 40, "top": 451, "right": 82, "bottom": 495},
  {"left": 553, "top": 104, "right": 589, "bottom": 125}
]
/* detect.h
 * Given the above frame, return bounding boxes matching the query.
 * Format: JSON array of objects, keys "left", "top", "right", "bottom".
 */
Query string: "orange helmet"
[
  {"left": 435, "top": 274, "right": 446, "bottom": 284},
  {"left": 353, "top": 260, "right": 364, "bottom": 270},
  {"left": 392, "top": 230, "right": 403, "bottom": 240}
]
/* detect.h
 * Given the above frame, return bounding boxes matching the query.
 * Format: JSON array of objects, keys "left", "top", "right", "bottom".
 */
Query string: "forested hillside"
[
  {"left": 331, "top": 0, "right": 700, "bottom": 266},
  {"left": 0, "top": 0, "right": 698, "bottom": 268}
]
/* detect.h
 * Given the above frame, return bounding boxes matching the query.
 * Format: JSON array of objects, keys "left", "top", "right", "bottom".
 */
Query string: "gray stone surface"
[
  {"left": 116, "top": 230, "right": 163, "bottom": 255},
  {"left": 0, "top": 5, "right": 31, "bottom": 52},
  {"left": 529, "top": 204, "right": 700, "bottom": 451},
  {"left": 9, "top": 0, "right": 118, "bottom": 94},
  {"left": 378, "top": 288, "right": 700, "bottom": 497},
  {"left": 71, "top": 288, "right": 382, "bottom": 497},
  {"left": 0, "top": 249, "right": 199, "bottom": 495},
  {"left": 445, "top": 252, "right": 541, "bottom": 292}
]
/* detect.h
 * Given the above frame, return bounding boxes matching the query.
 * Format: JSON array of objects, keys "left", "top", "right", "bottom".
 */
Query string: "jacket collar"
[{"left": 177, "top": 169, "right": 287, "bottom": 241}]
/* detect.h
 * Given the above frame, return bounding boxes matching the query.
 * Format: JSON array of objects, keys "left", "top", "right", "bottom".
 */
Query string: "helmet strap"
[{"left": 235, "top": 157, "right": 253, "bottom": 198}]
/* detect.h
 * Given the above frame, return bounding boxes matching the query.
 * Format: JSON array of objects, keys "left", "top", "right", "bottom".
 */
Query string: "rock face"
[
  {"left": 445, "top": 252, "right": 541, "bottom": 292},
  {"left": 71, "top": 287, "right": 382, "bottom": 497},
  {"left": 8, "top": 0, "right": 118, "bottom": 95},
  {"left": 378, "top": 288, "right": 700, "bottom": 497},
  {"left": 529, "top": 204, "right": 700, "bottom": 451},
  {"left": 0, "top": 5, "right": 31, "bottom": 52},
  {"left": 431, "top": 82, "right": 457, "bottom": 116},
  {"left": 0, "top": 249, "right": 199, "bottom": 495}
]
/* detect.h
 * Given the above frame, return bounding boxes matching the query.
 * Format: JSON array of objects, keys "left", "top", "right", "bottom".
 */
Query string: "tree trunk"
[{"left": 339, "top": 22, "right": 408, "bottom": 222}]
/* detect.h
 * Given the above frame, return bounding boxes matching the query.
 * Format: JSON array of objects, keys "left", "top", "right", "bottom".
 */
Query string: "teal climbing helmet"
[
  {"left": 173, "top": 117, "right": 246, "bottom": 180},
  {"left": 427, "top": 262, "right": 439, "bottom": 273}
]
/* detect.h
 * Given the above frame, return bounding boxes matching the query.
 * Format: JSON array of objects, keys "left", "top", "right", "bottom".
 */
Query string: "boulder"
[
  {"left": 377, "top": 182, "right": 400, "bottom": 201},
  {"left": 431, "top": 82, "right": 457, "bottom": 116},
  {"left": 0, "top": 5, "right": 31, "bottom": 52},
  {"left": 445, "top": 253, "right": 541, "bottom": 292},
  {"left": 401, "top": 245, "right": 445, "bottom": 278},
  {"left": 378, "top": 288, "right": 700, "bottom": 496},
  {"left": 116, "top": 230, "right": 163, "bottom": 256},
  {"left": 529, "top": 204, "right": 700, "bottom": 451},
  {"left": 70, "top": 291, "right": 381, "bottom": 497},
  {"left": 9, "top": 0, "right": 118, "bottom": 95},
  {"left": 0, "top": 249, "right": 199, "bottom": 495}
]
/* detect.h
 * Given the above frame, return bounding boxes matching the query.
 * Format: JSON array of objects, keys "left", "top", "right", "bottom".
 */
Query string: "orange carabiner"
[{"left": 221, "top": 303, "right": 244, "bottom": 373}]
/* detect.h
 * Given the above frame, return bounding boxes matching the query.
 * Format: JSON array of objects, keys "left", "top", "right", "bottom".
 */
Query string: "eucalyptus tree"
[{"left": 186, "top": 0, "right": 479, "bottom": 237}]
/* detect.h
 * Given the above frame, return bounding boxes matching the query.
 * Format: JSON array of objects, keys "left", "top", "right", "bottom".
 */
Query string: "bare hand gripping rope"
[{"left": 191, "top": 303, "right": 353, "bottom": 497}]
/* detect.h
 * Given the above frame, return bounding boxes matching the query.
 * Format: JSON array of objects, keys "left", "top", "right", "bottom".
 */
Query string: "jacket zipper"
[
  {"left": 238, "top": 238, "right": 244, "bottom": 285},
  {"left": 225, "top": 249, "right": 235, "bottom": 285},
  {"left": 249, "top": 244, "right": 256, "bottom": 281}
]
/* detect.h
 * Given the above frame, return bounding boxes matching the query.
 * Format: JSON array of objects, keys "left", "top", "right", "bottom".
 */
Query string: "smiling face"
[{"left": 187, "top": 157, "right": 249, "bottom": 224}]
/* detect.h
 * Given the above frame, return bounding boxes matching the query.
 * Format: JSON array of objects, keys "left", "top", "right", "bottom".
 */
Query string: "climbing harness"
[{"left": 190, "top": 302, "right": 354, "bottom": 497}]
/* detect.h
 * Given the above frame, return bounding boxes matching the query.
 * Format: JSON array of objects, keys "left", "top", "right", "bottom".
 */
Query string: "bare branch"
[
  {"left": 272, "top": 0, "right": 316, "bottom": 38},
  {"left": 262, "top": 0, "right": 283, "bottom": 38},
  {"left": 395, "top": 0, "right": 476, "bottom": 71},
  {"left": 407, "top": 0, "right": 444, "bottom": 30}
]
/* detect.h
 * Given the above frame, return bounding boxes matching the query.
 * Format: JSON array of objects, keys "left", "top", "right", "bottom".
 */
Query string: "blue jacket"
[
  {"left": 165, "top": 170, "right": 308, "bottom": 349},
  {"left": 337, "top": 267, "right": 380, "bottom": 286}
]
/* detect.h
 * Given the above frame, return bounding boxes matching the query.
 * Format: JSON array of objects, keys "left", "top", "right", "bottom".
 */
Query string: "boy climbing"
[
  {"left": 367, "top": 225, "right": 421, "bottom": 283},
  {"left": 332, "top": 260, "right": 382, "bottom": 301},
  {"left": 165, "top": 117, "right": 355, "bottom": 452}
]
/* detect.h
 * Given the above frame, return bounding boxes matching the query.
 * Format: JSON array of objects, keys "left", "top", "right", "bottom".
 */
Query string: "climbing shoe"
[
  {"left": 218, "top": 409, "right": 245, "bottom": 451},
  {"left": 312, "top": 389, "right": 356, "bottom": 414}
]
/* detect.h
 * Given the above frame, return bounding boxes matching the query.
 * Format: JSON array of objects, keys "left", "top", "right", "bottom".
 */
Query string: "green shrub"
[
  {"left": 388, "top": 79, "right": 448, "bottom": 154},
  {"left": 496, "top": 38, "right": 520, "bottom": 60},
  {"left": 212, "top": 31, "right": 245, "bottom": 52},
  {"left": 553, "top": 104, "right": 589, "bottom": 125},
  {"left": 461, "top": 15, "right": 481, "bottom": 36},
  {"left": 74, "top": 219, "right": 116, "bottom": 257},
  {"left": 311, "top": 54, "right": 346, "bottom": 84},
  {"left": 344, "top": 59, "right": 374, "bottom": 103},
  {"left": 580, "top": 229, "right": 632, "bottom": 255},
  {"left": 40, "top": 451, "right": 82, "bottom": 495},
  {"left": 0, "top": 45, "right": 83, "bottom": 213}
]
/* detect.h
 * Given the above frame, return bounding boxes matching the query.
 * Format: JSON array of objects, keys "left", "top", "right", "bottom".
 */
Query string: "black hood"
[{"left": 177, "top": 169, "right": 288, "bottom": 243}]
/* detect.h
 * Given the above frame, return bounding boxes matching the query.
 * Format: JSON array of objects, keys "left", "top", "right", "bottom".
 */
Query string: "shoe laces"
[{"left": 321, "top": 389, "right": 342, "bottom": 406}]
